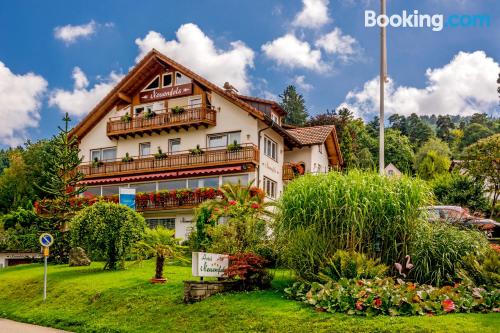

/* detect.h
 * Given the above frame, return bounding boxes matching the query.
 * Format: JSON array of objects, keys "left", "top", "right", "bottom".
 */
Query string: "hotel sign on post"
[
  {"left": 139, "top": 83, "right": 193, "bottom": 103},
  {"left": 192, "top": 252, "right": 229, "bottom": 278}
]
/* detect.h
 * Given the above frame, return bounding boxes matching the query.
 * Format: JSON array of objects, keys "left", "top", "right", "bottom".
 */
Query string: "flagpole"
[{"left": 379, "top": 0, "right": 387, "bottom": 175}]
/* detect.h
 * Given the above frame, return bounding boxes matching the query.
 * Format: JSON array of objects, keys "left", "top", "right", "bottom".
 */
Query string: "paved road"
[{"left": 0, "top": 319, "right": 72, "bottom": 333}]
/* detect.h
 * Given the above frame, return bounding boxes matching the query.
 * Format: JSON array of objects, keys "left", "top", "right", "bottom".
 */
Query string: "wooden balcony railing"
[
  {"left": 107, "top": 106, "right": 216, "bottom": 139},
  {"left": 283, "top": 162, "right": 305, "bottom": 181},
  {"left": 78, "top": 143, "right": 259, "bottom": 179}
]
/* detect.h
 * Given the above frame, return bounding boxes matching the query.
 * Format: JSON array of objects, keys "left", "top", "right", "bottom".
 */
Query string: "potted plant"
[
  {"left": 227, "top": 140, "right": 241, "bottom": 152},
  {"left": 171, "top": 106, "right": 185, "bottom": 114},
  {"left": 121, "top": 113, "right": 132, "bottom": 122},
  {"left": 135, "top": 227, "right": 187, "bottom": 284},
  {"left": 121, "top": 153, "right": 134, "bottom": 163},
  {"left": 189, "top": 144, "right": 204, "bottom": 156},
  {"left": 144, "top": 109, "right": 156, "bottom": 119},
  {"left": 91, "top": 157, "right": 103, "bottom": 168},
  {"left": 154, "top": 147, "right": 167, "bottom": 160}
]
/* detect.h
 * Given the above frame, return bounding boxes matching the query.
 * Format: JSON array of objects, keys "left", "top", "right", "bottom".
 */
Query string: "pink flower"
[
  {"left": 228, "top": 200, "right": 237, "bottom": 206},
  {"left": 251, "top": 203, "right": 259, "bottom": 209},
  {"left": 374, "top": 298, "right": 382, "bottom": 308},
  {"left": 441, "top": 299, "right": 455, "bottom": 312},
  {"left": 355, "top": 300, "right": 363, "bottom": 311}
]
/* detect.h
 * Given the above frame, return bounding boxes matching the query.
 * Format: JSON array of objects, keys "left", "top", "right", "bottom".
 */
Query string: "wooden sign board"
[
  {"left": 139, "top": 83, "right": 193, "bottom": 102},
  {"left": 192, "top": 252, "right": 229, "bottom": 277}
]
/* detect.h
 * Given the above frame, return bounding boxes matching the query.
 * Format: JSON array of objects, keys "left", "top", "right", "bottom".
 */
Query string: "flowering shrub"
[
  {"left": 225, "top": 253, "right": 272, "bottom": 290},
  {"left": 285, "top": 278, "right": 500, "bottom": 316}
]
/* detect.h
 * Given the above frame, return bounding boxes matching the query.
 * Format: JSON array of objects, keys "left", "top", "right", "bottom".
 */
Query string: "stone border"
[{"left": 183, "top": 280, "right": 242, "bottom": 303}]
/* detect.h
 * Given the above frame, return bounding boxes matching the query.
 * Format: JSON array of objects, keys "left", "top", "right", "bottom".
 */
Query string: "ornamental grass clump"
[{"left": 275, "top": 170, "right": 431, "bottom": 281}]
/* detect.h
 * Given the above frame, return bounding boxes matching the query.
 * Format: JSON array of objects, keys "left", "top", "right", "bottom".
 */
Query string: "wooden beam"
[{"left": 117, "top": 92, "right": 132, "bottom": 103}]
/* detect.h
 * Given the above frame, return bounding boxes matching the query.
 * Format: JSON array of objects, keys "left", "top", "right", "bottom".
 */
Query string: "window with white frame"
[
  {"left": 207, "top": 131, "right": 241, "bottom": 148},
  {"left": 175, "top": 72, "right": 191, "bottom": 85},
  {"left": 134, "top": 104, "right": 153, "bottom": 115},
  {"left": 169, "top": 138, "right": 181, "bottom": 152},
  {"left": 90, "top": 147, "right": 116, "bottom": 162},
  {"left": 142, "top": 75, "right": 160, "bottom": 91},
  {"left": 263, "top": 177, "right": 277, "bottom": 199},
  {"left": 139, "top": 143, "right": 151, "bottom": 157},
  {"left": 146, "top": 218, "right": 175, "bottom": 230},
  {"left": 162, "top": 73, "right": 173, "bottom": 87},
  {"left": 188, "top": 95, "right": 202, "bottom": 108},
  {"left": 271, "top": 112, "right": 280, "bottom": 124},
  {"left": 263, "top": 136, "right": 277, "bottom": 161}
]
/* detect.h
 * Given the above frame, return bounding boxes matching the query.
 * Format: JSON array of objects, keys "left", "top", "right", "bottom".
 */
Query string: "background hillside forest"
[{"left": 0, "top": 84, "right": 498, "bottom": 227}]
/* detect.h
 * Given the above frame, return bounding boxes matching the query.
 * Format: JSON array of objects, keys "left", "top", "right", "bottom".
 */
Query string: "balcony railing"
[
  {"left": 78, "top": 143, "right": 259, "bottom": 179},
  {"left": 283, "top": 162, "right": 305, "bottom": 181},
  {"left": 107, "top": 106, "right": 216, "bottom": 138}
]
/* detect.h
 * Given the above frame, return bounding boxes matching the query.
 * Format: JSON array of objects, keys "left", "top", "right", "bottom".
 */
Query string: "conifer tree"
[{"left": 279, "top": 85, "right": 308, "bottom": 126}]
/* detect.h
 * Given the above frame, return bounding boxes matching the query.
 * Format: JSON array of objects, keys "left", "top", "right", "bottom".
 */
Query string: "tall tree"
[
  {"left": 436, "top": 115, "right": 455, "bottom": 143},
  {"left": 405, "top": 113, "right": 434, "bottom": 148},
  {"left": 279, "top": 85, "right": 308, "bottom": 126},
  {"left": 463, "top": 134, "right": 500, "bottom": 218},
  {"left": 414, "top": 138, "right": 451, "bottom": 169},
  {"left": 384, "top": 129, "right": 415, "bottom": 174}
]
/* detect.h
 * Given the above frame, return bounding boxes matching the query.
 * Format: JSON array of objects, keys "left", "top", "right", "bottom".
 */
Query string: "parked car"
[{"left": 421, "top": 206, "right": 500, "bottom": 239}]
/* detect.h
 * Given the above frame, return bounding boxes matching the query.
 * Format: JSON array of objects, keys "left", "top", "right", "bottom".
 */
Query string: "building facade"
[{"left": 71, "top": 50, "right": 343, "bottom": 239}]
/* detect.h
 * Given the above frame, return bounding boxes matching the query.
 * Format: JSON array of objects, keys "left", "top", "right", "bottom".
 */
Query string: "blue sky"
[{"left": 0, "top": 0, "right": 499, "bottom": 146}]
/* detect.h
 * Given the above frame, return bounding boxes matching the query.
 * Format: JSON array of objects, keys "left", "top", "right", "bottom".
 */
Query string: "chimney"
[{"left": 223, "top": 82, "right": 239, "bottom": 95}]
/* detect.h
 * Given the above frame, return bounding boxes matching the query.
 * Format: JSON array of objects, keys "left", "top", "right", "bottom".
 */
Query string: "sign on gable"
[{"left": 139, "top": 83, "right": 193, "bottom": 102}]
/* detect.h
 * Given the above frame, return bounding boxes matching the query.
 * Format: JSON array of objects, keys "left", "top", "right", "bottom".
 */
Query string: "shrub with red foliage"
[{"left": 225, "top": 253, "right": 272, "bottom": 290}]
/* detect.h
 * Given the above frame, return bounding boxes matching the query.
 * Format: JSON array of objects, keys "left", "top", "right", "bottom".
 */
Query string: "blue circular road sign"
[{"left": 39, "top": 233, "right": 54, "bottom": 247}]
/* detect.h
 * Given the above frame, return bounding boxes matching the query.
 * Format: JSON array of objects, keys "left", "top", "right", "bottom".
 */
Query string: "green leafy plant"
[
  {"left": 285, "top": 278, "right": 500, "bottom": 316},
  {"left": 121, "top": 153, "right": 134, "bottom": 163},
  {"left": 134, "top": 227, "right": 187, "bottom": 282},
  {"left": 143, "top": 109, "right": 156, "bottom": 119},
  {"left": 121, "top": 113, "right": 132, "bottom": 122},
  {"left": 189, "top": 144, "right": 204, "bottom": 156},
  {"left": 70, "top": 202, "right": 146, "bottom": 270},
  {"left": 318, "top": 250, "right": 388, "bottom": 282},
  {"left": 409, "top": 221, "right": 490, "bottom": 286},
  {"left": 227, "top": 140, "right": 241, "bottom": 152},
  {"left": 92, "top": 157, "right": 103, "bottom": 168},
  {"left": 154, "top": 147, "right": 167, "bottom": 160},
  {"left": 171, "top": 106, "right": 185, "bottom": 114}
]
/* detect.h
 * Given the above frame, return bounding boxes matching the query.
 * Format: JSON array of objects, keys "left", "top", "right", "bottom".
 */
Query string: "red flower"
[
  {"left": 355, "top": 300, "right": 363, "bottom": 311},
  {"left": 441, "top": 299, "right": 455, "bottom": 313},
  {"left": 251, "top": 203, "right": 260, "bottom": 209},
  {"left": 356, "top": 280, "right": 364, "bottom": 286},
  {"left": 228, "top": 200, "right": 237, "bottom": 206},
  {"left": 374, "top": 298, "right": 382, "bottom": 308}
]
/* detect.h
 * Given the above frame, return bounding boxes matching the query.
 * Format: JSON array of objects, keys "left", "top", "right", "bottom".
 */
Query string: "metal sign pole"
[{"left": 43, "top": 253, "right": 48, "bottom": 302}]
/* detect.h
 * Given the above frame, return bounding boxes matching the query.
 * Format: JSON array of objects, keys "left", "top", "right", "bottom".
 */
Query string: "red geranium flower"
[
  {"left": 251, "top": 203, "right": 259, "bottom": 209},
  {"left": 374, "top": 298, "right": 382, "bottom": 308},
  {"left": 228, "top": 200, "right": 237, "bottom": 206},
  {"left": 441, "top": 299, "right": 455, "bottom": 312},
  {"left": 355, "top": 300, "right": 363, "bottom": 311}
]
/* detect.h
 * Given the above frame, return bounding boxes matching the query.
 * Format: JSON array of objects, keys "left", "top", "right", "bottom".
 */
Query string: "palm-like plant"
[{"left": 135, "top": 227, "right": 186, "bottom": 282}]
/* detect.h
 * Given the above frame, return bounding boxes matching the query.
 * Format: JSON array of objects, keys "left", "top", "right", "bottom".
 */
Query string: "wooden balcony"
[
  {"left": 78, "top": 143, "right": 259, "bottom": 179},
  {"left": 283, "top": 162, "right": 305, "bottom": 181},
  {"left": 107, "top": 106, "right": 216, "bottom": 139}
]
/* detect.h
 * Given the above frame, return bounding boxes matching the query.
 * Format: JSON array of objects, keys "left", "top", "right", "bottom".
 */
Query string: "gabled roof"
[
  {"left": 70, "top": 49, "right": 303, "bottom": 147},
  {"left": 286, "top": 125, "right": 343, "bottom": 166},
  {"left": 287, "top": 125, "right": 335, "bottom": 145},
  {"left": 237, "top": 94, "right": 287, "bottom": 116}
]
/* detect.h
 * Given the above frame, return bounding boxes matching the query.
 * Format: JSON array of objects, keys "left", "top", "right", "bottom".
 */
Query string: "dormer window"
[
  {"left": 175, "top": 72, "right": 191, "bottom": 85},
  {"left": 162, "top": 73, "right": 173, "bottom": 87},
  {"left": 271, "top": 112, "right": 280, "bottom": 124},
  {"left": 142, "top": 75, "right": 160, "bottom": 91}
]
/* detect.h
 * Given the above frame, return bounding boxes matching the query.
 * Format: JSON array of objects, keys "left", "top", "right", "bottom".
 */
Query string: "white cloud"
[
  {"left": 344, "top": 51, "right": 500, "bottom": 119},
  {"left": 293, "top": 75, "right": 313, "bottom": 91},
  {"left": 293, "top": 0, "right": 330, "bottom": 29},
  {"left": 135, "top": 24, "right": 255, "bottom": 94},
  {"left": 261, "top": 34, "right": 327, "bottom": 72},
  {"left": 315, "top": 28, "right": 359, "bottom": 62},
  {"left": 49, "top": 67, "right": 123, "bottom": 117},
  {"left": 54, "top": 21, "right": 97, "bottom": 44},
  {"left": 0, "top": 61, "right": 47, "bottom": 146}
]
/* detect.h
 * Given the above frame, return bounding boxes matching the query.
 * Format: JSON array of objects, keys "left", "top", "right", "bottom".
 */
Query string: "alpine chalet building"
[{"left": 71, "top": 50, "right": 343, "bottom": 239}]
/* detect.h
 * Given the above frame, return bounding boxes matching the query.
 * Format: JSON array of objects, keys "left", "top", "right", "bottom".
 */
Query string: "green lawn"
[{"left": 0, "top": 261, "right": 498, "bottom": 333}]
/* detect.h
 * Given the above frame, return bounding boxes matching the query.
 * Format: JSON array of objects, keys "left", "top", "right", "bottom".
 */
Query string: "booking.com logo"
[{"left": 365, "top": 10, "right": 491, "bottom": 31}]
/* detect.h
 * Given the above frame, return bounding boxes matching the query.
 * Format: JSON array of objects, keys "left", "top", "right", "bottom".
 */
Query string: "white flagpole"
[{"left": 379, "top": 0, "right": 387, "bottom": 175}]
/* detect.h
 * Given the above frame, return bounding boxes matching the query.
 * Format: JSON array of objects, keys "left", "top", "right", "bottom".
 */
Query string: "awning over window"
[{"left": 78, "top": 166, "right": 244, "bottom": 185}]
